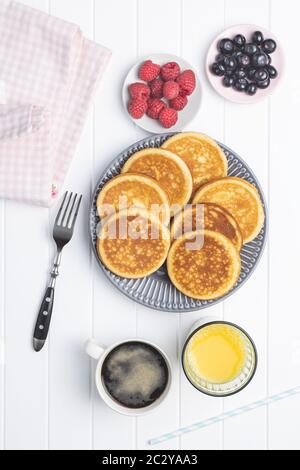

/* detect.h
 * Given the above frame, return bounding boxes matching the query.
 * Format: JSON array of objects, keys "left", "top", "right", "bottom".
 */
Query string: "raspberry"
[
  {"left": 147, "top": 98, "right": 166, "bottom": 119},
  {"left": 149, "top": 78, "right": 164, "bottom": 99},
  {"left": 163, "top": 80, "right": 180, "bottom": 100},
  {"left": 169, "top": 94, "right": 188, "bottom": 111},
  {"left": 128, "top": 99, "right": 147, "bottom": 119},
  {"left": 176, "top": 70, "right": 196, "bottom": 96},
  {"left": 159, "top": 107, "right": 178, "bottom": 128},
  {"left": 139, "top": 60, "right": 160, "bottom": 82},
  {"left": 179, "top": 88, "right": 188, "bottom": 97},
  {"left": 129, "top": 82, "right": 150, "bottom": 101},
  {"left": 161, "top": 62, "right": 181, "bottom": 81}
]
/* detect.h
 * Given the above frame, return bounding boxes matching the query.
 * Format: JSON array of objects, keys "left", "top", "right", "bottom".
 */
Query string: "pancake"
[
  {"left": 171, "top": 203, "right": 243, "bottom": 251},
  {"left": 193, "top": 177, "right": 265, "bottom": 244},
  {"left": 167, "top": 230, "right": 241, "bottom": 300},
  {"left": 121, "top": 148, "right": 193, "bottom": 215},
  {"left": 162, "top": 132, "right": 228, "bottom": 193},
  {"left": 98, "top": 208, "right": 170, "bottom": 279},
  {"left": 97, "top": 173, "right": 170, "bottom": 225}
]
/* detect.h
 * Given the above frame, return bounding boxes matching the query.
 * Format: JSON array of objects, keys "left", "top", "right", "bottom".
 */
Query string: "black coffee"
[{"left": 101, "top": 341, "right": 169, "bottom": 409}]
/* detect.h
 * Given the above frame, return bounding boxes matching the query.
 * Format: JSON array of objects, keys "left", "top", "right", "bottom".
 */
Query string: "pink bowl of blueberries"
[
  {"left": 122, "top": 53, "right": 202, "bottom": 133},
  {"left": 206, "top": 25, "right": 284, "bottom": 104}
]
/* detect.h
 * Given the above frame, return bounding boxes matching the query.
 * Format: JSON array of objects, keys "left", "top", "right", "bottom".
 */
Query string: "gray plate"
[{"left": 89, "top": 133, "right": 267, "bottom": 313}]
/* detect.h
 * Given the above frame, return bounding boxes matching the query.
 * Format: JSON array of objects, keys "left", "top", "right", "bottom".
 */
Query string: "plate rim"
[
  {"left": 122, "top": 53, "right": 202, "bottom": 133},
  {"left": 205, "top": 23, "right": 285, "bottom": 104},
  {"left": 89, "top": 132, "right": 268, "bottom": 313}
]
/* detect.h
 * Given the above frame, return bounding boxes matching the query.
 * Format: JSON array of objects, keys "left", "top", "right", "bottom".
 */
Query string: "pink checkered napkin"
[{"left": 0, "top": 0, "right": 111, "bottom": 207}]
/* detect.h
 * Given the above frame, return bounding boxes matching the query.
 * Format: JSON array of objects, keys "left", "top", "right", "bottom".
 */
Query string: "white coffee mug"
[{"left": 85, "top": 338, "right": 172, "bottom": 416}]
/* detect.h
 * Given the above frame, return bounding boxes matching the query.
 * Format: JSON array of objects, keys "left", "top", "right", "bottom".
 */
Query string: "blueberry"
[
  {"left": 211, "top": 62, "right": 226, "bottom": 76},
  {"left": 235, "top": 68, "right": 247, "bottom": 79},
  {"left": 254, "top": 69, "right": 269, "bottom": 83},
  {"left": 223, "top": 56, "right": 237, "bottom": 71},
  {"left": 252, "top": 52, "right": 269, "bottom": 68},
  {"left": 257, "top": 77, "right": 271, "bottom": 89},
  {"left": 247, "top": 83, "right": 258, "bottom": 95},
  {"left": 233, "top": 78, "right": 248, "bottom": 92},
  {"left": 232, "top": 51, "right": 243, "bottom": 62},
  {"left": 219, "top": 63, "right": 226, "bottom": 75},
  {"left": 262, "top": 39, "right": 277, "bottom": 54},
  {"left": 267, "top": 65, "right": 278, "bottom": 79},
  {"left": 216, "top": 53, "right": 226, "bottom": 64},
  {"left": 218, "top": 38, "right": 235, "bottom": 55},
  {"left": 247, "top": 67, "right": 257, "bottom": 81},
  {"left": 252, "top": 31, "right": 264, "bottom": 45},
  {"left": 223, "top": 76, "right": 234, "bottom": 87},
  {"left": 233, "top": 79, "right": 242, "bottom": 91},
  {"left": 225, "top": 69, "right": 236, "bottom": 77},
  {"left": 237, "top": 54, "right": 251, "bottom": 67},
  {"left": 233, "top": 34, "right": 246, "bottom": 49},
  {"left": 244, "top": 43, "right": 259, "bottom": 56}
]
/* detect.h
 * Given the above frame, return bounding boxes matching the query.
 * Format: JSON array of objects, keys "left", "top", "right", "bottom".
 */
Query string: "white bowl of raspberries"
[{"left": 123, "top": 54, "right": 201, "bottom": 133}]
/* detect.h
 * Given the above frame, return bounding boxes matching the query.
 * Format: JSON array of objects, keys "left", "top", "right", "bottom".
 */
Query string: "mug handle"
[{"left": 85, "top": 339, "right": 106, "bottom": 360}]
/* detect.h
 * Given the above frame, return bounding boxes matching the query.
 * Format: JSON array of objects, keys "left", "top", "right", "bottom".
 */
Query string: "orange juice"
[{"left": 183, "top": 322, "right": 257, "bottom": 395}]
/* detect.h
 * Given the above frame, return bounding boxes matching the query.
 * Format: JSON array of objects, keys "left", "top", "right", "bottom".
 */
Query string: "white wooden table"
[{"left": 0, "top": 0, "right": 299, "bottom": 451}]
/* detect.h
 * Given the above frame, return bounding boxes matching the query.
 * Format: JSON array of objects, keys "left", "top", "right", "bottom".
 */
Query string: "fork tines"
[{"left": 55, "top": 192, "right": 83, "bottom": 229}]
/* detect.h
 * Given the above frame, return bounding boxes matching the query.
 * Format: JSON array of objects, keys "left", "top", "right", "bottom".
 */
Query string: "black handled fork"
[{"left": 33, "top": 192, "right": 82, "bottom": 352}]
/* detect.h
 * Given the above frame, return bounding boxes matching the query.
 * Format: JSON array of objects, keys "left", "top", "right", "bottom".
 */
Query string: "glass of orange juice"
[{"left": 182, "top": 318, "right": 257, "bottom": 397}]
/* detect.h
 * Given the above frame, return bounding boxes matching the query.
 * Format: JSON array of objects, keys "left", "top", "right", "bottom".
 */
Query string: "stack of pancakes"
[{"left": 96, "top": 132, "right": 265, "bottom": 301}]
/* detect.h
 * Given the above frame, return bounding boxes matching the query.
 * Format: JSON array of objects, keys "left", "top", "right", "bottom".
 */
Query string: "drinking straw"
[{"left": 148, "top": 385, "right": 300, "bottom": 446}]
